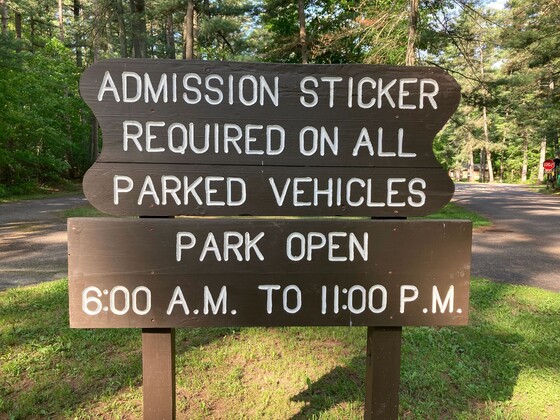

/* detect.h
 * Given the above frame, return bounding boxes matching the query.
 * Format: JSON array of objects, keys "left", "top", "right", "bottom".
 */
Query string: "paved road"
[
  {"left": 0, "top": 195, "right": 87, "bottom": 290},
  {"left": 454, "top": 183, "right": 560, "bottom": 292}
]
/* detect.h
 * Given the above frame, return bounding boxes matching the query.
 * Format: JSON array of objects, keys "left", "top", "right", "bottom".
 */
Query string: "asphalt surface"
[
  {"left": 0, "top": 195, "right": 87, "bottom": 290},
  {"left": 1, "top": 185, "right": 559, "bottom": 292},
  {"left": 454, "top": 183, "right": 560, "bottom": 292}
]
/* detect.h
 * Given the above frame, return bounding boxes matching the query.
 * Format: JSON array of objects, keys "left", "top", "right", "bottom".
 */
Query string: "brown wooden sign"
[
  {"left": 68, "top": 218, "right": 471, "bottom": 328},
  {"left": 83, "top": 164, "right": 453, "bottom": 217},
  {"left": 80, "top": 60, "right": 460, "bottom": 217}
]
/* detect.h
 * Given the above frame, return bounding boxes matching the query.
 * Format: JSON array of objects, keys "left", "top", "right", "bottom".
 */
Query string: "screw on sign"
[
  {"left": 543, "top": 159, "right": 555, "bottom": 173},
  {"left": 71, "top": 59, "right": 471, "bottom": 419}
]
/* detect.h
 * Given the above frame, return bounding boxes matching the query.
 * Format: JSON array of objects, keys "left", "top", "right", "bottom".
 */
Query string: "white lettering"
[
  {"left": 204, "top": 74, "right": 224, "bottom": 105},
  {"left": 200, "top": 232, "right": 221, "bottom": 261},
  {"left": 146, "top": 121, "right": 166, "bottom": 152},
  {"left": 283, "top": 285, "right": 302, "bottom": 313},
  {"left": 387, "top": 178, "right": 406, "bottom": 207},
  {"left": 377, "top": 78, "right": 396, "bottom": 108},
  {"left": 138, "top": 176, "right": 160, "bottom": 205},
  {"left": 321, "top": 76, "right": 343, "bottom": 108},
  {"left": 97, "top": 71, "right": 120, "bottom": 102},
  {"left": 161, "top": 175, "right": 182, "bottom": 205},
  {"left": 398, "top": 78, "right": 417, "bottom": 109},
  {"left": 398, "top": 128, "right": 416, "bottom": 157},
  {"left": 352, "top": 127, "right": 374, "bottom": 156},
  {"left": 400, "top": 285, "right": 419, "bottom": 313},
  {"left": 258, "top": 285, "right": 281, "bottom": 314},
  {"left": 299, "top": 76, "right": 319, "bottom": 107},
  {"left": 183, "top": 73, "right": 202, "bottom": 104},
  {"left": 432, "top": 285, "right": 454, "bottom": 313},
  {"left": 166, "top": 286, "right": 190, "bottom": 315},
  {"left": 357, "top": 77, "right": 376, "bottom": 108},
  {"left": 239, "top": 75, "right": 258, "bottom": 106},
  {"left": 420, "top": 79, "right": 439, "bottom": 109},
  {"left": 408, "top": 178, "right": 426, "bottom": 207},
  {"left": 204, "top": 286, "right": 227, "bottom": 314},
  {"left": 144, "top": 73, "right": 168, "bottom": 103},
  {"left": 269, "top": 178, "right": 291, "bottom": 206},
  {"left": 122, "top": 71, "right": 142, "bottom": 102},
  {"left": 176, "top": 232, "right": 196, "bottom": 261},
  {"left": 245, "top": 232, "right": 265, "bottom": 261},
  {"left": 368, "top": 285, "right": 387, "bottom": 313},
  {"left": 113, "top": 175, "right": 133, "bottom": 205}
]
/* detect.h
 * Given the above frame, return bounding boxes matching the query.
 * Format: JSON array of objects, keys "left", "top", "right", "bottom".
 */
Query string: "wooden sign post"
[{"left": 71, "top": 59, "right": 468, "bottom": 419}]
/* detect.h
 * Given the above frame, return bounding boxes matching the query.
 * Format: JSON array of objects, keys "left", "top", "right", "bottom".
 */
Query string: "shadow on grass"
[
  {"left": 0, "top": 280, "right": 236, "bottom": 418},
  {"left": 290, "top": 280, "right": 536, "bottom": 418},
  {"left": 290, "top": 358, "right": 365, "bottom": 418}
]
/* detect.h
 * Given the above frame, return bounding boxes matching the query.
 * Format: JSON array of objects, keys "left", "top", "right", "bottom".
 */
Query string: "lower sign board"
[{"left": 68, "top": 218, "right": 471, "bottom": 328}]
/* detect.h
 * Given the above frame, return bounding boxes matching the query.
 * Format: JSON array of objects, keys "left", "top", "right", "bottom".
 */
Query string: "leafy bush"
[{"left": 0, "top": 37, "right": 91, "bottom": 194}]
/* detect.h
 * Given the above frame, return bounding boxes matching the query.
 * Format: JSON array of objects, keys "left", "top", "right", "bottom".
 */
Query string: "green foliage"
[
  {"left": 0, "top": 37, "right": 91, "bottom": 197},
  {"left": 1, "top": 0, "right": 558, "bottom": 191},
  {"left": 258, "top": 0, "right": 408, "bottom": 64}
]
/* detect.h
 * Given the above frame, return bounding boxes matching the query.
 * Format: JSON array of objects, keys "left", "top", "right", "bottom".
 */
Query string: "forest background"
[{"left": 0, "top": 0, "right": 558, "bottom": 197}]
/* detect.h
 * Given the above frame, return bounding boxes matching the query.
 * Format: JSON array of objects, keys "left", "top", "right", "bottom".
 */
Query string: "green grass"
[
  {"left": 423, "top": 202, "right": 491, "bottom": 228},
  {"left": 61, "top": 204, "right": 107, "bottom": 218},
  {"left": 1, "top": 278, "right": 558, "bottom": 418}
]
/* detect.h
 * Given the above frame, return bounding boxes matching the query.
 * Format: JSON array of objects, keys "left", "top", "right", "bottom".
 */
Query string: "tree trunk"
[
  {"left": 486, "top": 148, "right": 494, "bottom": 183},
  {"left": 166, "top": 13, "right": 176, "bottom": 59},
  {"left": 15, "top": 12, "right": 21, "bottom": 39},
  {"left": 468, "top": 144, "right": 475, "bottom": 182},
  {"left": 298, "top": 0, "right": 308, "bottom": 64},
  {"left": 73, "top": 0, "right": 82, "bottom": 67},
  {"left": 183, "top": 0, "right": 194, "bottom": 59},
  {"left": 406, "top": 0, "right": 419, "bottom": 66},
  {"left": 58, "top": 0, "right": 65, "bottom": 42},
  {"left": 521, "top": 132, "right": 529, "bottom": 183},
  {"left": 538, "top": 138, "right": 546, "bottom": 182},
  {"left": 480, "top": 149, "right": 485, "bottom": 183},
  {"left": 117, "top": 0, "right": 128, "bottom": 58},
  {"left": 30, "top": 17, "right": 35, "bottom": 51},
  {"left": 1, "top": 0, "right": 8, "bottom": 37},
  {"left": 130, "top": 0, "right": 147, "bottom": 58},
  {"left": 482, "top": 106, "right": 494, "bottom": 182}
]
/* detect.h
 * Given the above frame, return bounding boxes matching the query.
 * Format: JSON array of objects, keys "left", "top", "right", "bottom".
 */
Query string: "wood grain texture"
[
  {"left": 68, "top": 218, "right": 471, "bottom": 328},
  {"left": 80, "top": 59, "right": 460, "bottom": 168},
  {"left": 142, "top": 329, "right": 176, "bottom": 420},
  {"left": 83, "top": 163, "right": 454, "bottom": 217},
  {"left": 80, "top": 60, "right": 460, "bottom": 217}
]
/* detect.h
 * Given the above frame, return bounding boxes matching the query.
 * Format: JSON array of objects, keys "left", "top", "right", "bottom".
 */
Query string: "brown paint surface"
[
  {"left": 80, "top": 60, "right": 460, "bottom": 217},
  {"left": 68, "top": 218, "right": 471, "bottom": 328}
]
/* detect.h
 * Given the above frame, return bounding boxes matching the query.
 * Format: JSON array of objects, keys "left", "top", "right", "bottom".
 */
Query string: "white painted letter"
[
  {"left": 176, "top": 232, "right": 196, "bottom": 261},
  {"left": 113, "top": 175, "right": 133, "bottom": 205},
  {"left": 400, "top": 285, "right": 419, "bottom": 313}
]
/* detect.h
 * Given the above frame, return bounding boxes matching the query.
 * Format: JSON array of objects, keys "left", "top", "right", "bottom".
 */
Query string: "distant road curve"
[{"left": 453, "top": 183, "right": 560, "bottom": 292}]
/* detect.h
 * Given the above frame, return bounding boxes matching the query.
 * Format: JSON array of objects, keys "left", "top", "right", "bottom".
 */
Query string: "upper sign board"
[{"left": 80, "top": 60, "right": 460, "bottom": 217}]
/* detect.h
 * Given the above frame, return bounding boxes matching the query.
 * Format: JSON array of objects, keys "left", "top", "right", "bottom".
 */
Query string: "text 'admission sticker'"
[
  {"left": 80, "top": 60, "right": 461, "bottom": 217},
  {"left": 68, "top": 218, "right": 471, "bottom": 328}
]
